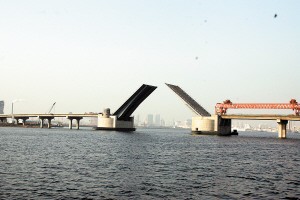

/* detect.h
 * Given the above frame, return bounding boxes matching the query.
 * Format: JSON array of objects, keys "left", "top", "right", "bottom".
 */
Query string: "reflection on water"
[{"left": 0, "top": 127, "right": 299, "bottom": 199}]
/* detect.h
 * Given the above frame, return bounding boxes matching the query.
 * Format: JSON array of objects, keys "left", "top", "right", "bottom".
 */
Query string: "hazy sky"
[{"left": 1, "top": 0, "right": 299, "bottom": 123}]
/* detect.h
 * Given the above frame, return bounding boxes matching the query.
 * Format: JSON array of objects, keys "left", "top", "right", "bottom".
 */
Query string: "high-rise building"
[
  {"left": 147, "top": 114, "right": 154, "bottom": 126},
  {"left": 134, "top": 115, "right": 140, "bottom": 126},
  {"left": 0, "top": 101, "right": 4, "bottom": 114},
  {"left": 160, "top": 119, "right": 165, "bottom": 127},
  {"left": 155, "top": 114, "right": 160, "bottom": 126}
]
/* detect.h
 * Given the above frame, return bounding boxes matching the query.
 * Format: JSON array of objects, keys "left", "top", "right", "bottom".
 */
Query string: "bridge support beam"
[
  {"left": 69, "top": 119, "right": 73, "bottom": 129},
  {"left": 218, "top": 117, "right": 232, "bottom": 136},
  {"left": 21, "top": 117, "right": 29, "bottom": 126},
  {"left": 277, "top": 119, "right": 288, "bottom": 139},
  {"left": 14, "top": 117, "right": 29, "bottom": 126},
  {"left": 40, "top": 118, "right": 44, "bottom": 128},
  {"left": 67, "top": 117, "right": 83, "bottom": 130},
  {"left": 47, "top": 118, "right": 52, "bottom": 129},
  {"left": 39, "top": 117, "right": 54, "bottom": 128},
  {"left": 0, "top": 118, "right": 7, "bottom": 123},
  {"left": 75, "top": 118, "right": 82, "bottom": 130}
]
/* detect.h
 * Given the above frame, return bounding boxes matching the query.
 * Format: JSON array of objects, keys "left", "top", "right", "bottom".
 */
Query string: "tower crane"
[{"left": 47, "top": 102, "right": 56, "bottom": 114}]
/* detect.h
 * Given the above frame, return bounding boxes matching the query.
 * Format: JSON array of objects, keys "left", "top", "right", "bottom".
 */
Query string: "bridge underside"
[
  {"left": 165, "top": 83, "right": 211, "bottom": 117},
  {"left": 113, "top": 84, "right": 157, "bottom": 121}
]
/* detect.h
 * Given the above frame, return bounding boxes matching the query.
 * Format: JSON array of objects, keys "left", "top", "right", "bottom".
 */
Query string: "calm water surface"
[{"left": 0, "top": 127, "right": 299, "bottom": 199}]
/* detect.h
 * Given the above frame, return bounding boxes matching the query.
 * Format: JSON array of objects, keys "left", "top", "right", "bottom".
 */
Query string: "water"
[{"left": 0, "top": 127, "right": 299, "bottom": 199}]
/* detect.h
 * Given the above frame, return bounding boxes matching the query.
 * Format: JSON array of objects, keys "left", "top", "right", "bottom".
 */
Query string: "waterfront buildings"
[
  {"left": 147, "top": 114, "right": 154, "bottom": 126},
  {"left": 0, "top": 101, "right": 4, "bottom": 114},
  {"left": 155, "top": 114, "right": 160, "bottom": 126}
]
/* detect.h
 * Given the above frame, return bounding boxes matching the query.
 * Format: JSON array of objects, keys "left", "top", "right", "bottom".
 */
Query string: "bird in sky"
[{"left": 274, "top": 13, "right": 277, "bottom": 18}]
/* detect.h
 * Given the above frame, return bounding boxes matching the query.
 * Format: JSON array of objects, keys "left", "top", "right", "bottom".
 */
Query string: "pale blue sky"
[{"left": 1, "top": 0, "right": 299, "bottom": 123}]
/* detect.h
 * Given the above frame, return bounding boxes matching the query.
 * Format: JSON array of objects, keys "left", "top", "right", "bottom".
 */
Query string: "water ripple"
[{"left": 0, "top": 127, "right": 299, "bottom": 199}]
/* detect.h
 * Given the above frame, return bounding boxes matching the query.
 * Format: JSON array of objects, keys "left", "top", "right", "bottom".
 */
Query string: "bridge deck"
[
  {"left": 0, "top": 114, "right": 98, "bottom": 118},
  {"left": 113, "top": 84, "right": 157, "bottom": 120},
  {"left": 165, "top": 83, "right": 211, "bottom": 117}
]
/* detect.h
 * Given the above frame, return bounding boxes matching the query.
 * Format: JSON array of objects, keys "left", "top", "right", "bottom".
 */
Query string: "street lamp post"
[{"left": 11, "top": 102, "right": 15, "bottom": 124}]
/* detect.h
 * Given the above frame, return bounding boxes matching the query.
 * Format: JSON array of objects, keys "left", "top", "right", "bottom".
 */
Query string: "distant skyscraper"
[
  {"left": 160, "top": 119, "right": 165, "bottom": 127},
  {"left": 135, "top": 115, "right": 140, "bottom": 126},
  {"left": 0, "top": 101, "right": 4, "bottom": 114},
  {"left": 147, "top": 114, "right": 154, "bottom": 126},
  {"left": 155, "top": 114, "right": 160, "bottom": 126}
]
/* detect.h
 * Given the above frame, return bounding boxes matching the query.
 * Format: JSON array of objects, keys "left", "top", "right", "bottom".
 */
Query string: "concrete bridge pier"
[
  {"left": 218, "top": 117, "right": 232, "bottom": 136},
  {"left": 14, "top": 117, "right": 29, "bottom": 126},
  {"left": 46, "top": 118, "right": 53, "bottom": 128},
  {"left": 67, "top": 117, "right": 83, "bottom": 130},
  {"left": 68, "top": 118, "right": 73, "bottom": 129},
  {"left": 20, "top": 117, "right": 29, "bottom": 126},
  {"left": 40, "top": 118, "right": 44, "bottom": 128},
  {"left": 75, "top": 118, "right": 82, "bottom": 129},
  {"left": 39, "top": 117, "right": 54, "bottom": 128},
  {"left": 0, "top": 118, "right": 7, "bottom": 123},
  {"left": 277, "top": 119, "right": 288, "bottom": 139}
]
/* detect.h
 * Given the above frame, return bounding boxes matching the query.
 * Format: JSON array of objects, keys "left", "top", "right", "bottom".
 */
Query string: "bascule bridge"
[{"left": 166, "top": 83, "right": 300, "bottom": 138}]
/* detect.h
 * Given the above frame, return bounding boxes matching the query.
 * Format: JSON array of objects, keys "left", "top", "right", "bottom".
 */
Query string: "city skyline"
[{"left": 1, "top": 0, "right": 299, "bottom": 122}]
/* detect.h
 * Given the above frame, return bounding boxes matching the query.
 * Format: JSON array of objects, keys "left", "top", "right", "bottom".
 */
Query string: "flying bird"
[{"left": 274, "top": 13, "right": 277, "bottom": 18}]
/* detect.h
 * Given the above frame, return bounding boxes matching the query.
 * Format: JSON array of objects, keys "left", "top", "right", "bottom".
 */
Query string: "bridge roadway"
[
  {"left": 0, "top": 113, "right": 98, "bottom": 129},
  {"left": 221, "top": 114, "right": 300, "bottom": 138}
]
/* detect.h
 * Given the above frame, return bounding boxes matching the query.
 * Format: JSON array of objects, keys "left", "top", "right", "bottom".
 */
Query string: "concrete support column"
[
  {"left": 69, "top": 119, "right": 73, "bottom": 129},
  {"left": 277, "top": 119, "right": 288, "bottom": 139},
  {"left": 21, "top": 118, "right": 28, "bottom": 126},
  {"left": 14, "top": 118, "right": 19, "bottom": 125},
  {"left": 218, "top": 116, "right": 232, "bottom": 136},
  {"left": 75, "top": 118, "right": 80, "bottom": 130},
  {"left": 39, "top": 117, "right": 54, "bottom": 128},
  {"left": 0, "top": 118, "right": 7, "bottom": 123},
  {"left": 47, "top": 118, "right": 52, "bottom": 129},
  {"left": 40, "top": 118, "right": 44, "bottom": 128},
  {"left": 67, "top": 117, "right": 82, "bottom": 130}
]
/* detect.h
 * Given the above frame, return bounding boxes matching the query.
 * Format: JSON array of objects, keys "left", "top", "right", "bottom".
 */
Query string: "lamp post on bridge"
[
  {"left": 11, "top": 99, "right": 25, "bottom": 124},
  {"left": 11, "top": 102, "right": 15, "bottom": 124}
]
